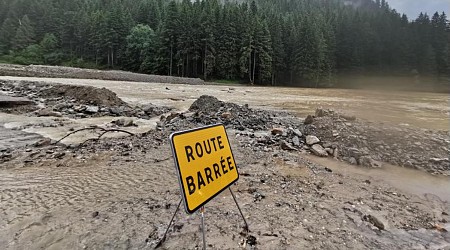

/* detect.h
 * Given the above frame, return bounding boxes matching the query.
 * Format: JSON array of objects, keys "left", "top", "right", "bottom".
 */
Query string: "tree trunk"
[
  {"left": 290, "top": 70, "right": 293, "bottom": 85},
  {"left": 248, "top": 52, "right": 252, "bottom": 84},
  {"left": 204, "top": 42, "right": 207, "bottom": 80},
  {"left": 252, "top": 51, "right": 257, "bottom": 85},
  {"left": 107, "top": 50, "right": 110, "bottom": 68},
  {"left": 111, "top": 49, "right": 114, "bottom": 68},
  {"left": 169, "top": 44, "right": 173, "bottom": 76},
  {"left": 186, "top": 54, "right": 189, "bottom": 77}
]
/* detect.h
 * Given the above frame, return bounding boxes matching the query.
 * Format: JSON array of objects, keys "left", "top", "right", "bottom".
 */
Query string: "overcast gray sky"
[{"left": 387, "top": 0, "right": 449, "bottom": 19}]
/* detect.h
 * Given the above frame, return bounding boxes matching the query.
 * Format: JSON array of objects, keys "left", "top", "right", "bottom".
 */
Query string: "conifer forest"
[{"left": 0, "top": 0, "right": 448, "bottom": 88}]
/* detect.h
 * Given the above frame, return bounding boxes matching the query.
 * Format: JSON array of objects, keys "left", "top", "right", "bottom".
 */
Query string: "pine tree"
[
  {"left": 124, "top": 24, "right": 155, "bottom": 72},
  {"left": 0, "top": 17, "right": 17, "bottom": 53},
  {"left": 12, "top": 15, "right": 35, "bottom": 50}
]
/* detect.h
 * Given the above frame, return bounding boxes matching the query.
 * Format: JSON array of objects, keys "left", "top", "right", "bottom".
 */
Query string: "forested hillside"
[{"left": 0, "top": 0, "right": 448, "bottom": 87}]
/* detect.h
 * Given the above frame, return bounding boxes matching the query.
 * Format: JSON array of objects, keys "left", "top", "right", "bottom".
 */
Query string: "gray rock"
[
  {"left": 304, "top": 115, "right": 314, "bottom": 124},
  {"left": 359, "top": 156, "right": 382, "bottom": 168},
  {"left": 292, "top": 128, "right": 303, "bottom": 137},
  {"left": 333, "top": 148, "right": 339, "bottom": 158},
  {"left": 271, "top": 128, "right": 284, "bottom": 135},
  {"left": 280, "top": 140, "right": 296, "bottom": 151},
  {"left": 311, "top": 144, "right": 328, "bottom": 157},
  {"left": 0, "top": 94, "right": 34, "bottom": 106},
  {"left": 292, "top": 136, "right": 300, "bottom": 146},
  {"left": 33, "top": 138, "right": 52, "bottom": 147},
  {"left": 347, "top": 147, "right": 363, "bottom": 158},
  {"left": 306, "top": 135, "right": 320, "bottom": 145},
  {"left": 143, "top": 104, "right": 156, "bottom": 114},
  {"left": 315, "top": 108, "right": 325, "bottom": 117},
  {"left": 85, "top": 105, "right": 99, "bottom": 113},
  {"left": 36, "top": 108, "right": 62, "bottom": 117},
  {"left": 325, "top": 148, "right": 333, "bottom": 155},
  {"left": 113, "top": 118, "right": 135, "bottom": 127},
  {"left": 349, "top": 157, "right": 357, "bottom": 165},
  {"left": 365, "top": 214, "right": 388, "bottom": 230}
]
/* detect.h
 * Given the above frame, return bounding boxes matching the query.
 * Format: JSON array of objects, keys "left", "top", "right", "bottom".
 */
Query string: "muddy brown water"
[
  {"left": 304, "top": 155, "right": 450, "bottom": 203},
  {"left": 1, "top": 76, "right": 448, "bottom": 131},
  {"left": 0, "top": 76, "right": 449, "bottom": 203}
]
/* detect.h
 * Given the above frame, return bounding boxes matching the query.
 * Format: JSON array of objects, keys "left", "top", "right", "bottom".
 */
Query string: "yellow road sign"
[{"left": 170, "top": 124, "right": 239, "bottom": 214}]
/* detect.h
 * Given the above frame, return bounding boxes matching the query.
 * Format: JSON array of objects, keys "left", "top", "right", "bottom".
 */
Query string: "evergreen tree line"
[{"left": 0, "top": 0, "right": 448, "bottom": 87}]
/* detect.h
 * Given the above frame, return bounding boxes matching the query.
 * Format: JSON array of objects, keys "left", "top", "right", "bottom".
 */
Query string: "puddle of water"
[{"left": 304, "top": 155, "right": 450, "bottom": 203}]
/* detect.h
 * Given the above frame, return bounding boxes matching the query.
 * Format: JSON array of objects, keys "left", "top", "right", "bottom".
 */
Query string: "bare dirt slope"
[{"left": 0, "top": 78, "right": 449, "bottom": 249}]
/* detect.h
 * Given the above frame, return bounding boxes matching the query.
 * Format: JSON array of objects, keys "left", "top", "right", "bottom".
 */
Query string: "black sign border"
[{"left": 169, "top": 123, "right": 240, "bottom": 214}]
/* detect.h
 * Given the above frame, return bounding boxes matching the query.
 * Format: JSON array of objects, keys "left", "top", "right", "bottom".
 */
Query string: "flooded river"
[
  {"left": 1, "top": 76, "right": 448, "bottom": 131},
  {"left": 1, "top": 76, "right": 449, "bottom": 203}
]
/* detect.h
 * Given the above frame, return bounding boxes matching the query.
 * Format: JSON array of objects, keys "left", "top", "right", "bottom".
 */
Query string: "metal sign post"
[
  {"left": 155, "top": 124, "right": 249, "bottom": 249},
  {"left": 200, "top": 206, "right": 206, "bottom": 250}
]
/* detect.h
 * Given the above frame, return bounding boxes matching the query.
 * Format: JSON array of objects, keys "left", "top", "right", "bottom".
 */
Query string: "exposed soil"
[
  {"left": 0, "top": 80, "right": 172, "bottom": 119},
  {"left": 0, "top": 80, "right": 449, "bottom": 249},
  {"left": 40, "top": 84, "right": 126, "bottom": 107}
]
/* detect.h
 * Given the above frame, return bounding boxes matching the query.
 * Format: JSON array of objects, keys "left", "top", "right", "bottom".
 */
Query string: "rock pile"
[
  {"left": 304, "top": 108, "right": 449, "bottom": 175},
  {"left": 0, "top": 80, "right": 172, "bottom": 119}
]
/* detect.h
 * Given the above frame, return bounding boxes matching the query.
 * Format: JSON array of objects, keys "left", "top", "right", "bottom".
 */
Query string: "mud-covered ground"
[{"left": 0, "top": 78, "right": 449, "bottom": 249}]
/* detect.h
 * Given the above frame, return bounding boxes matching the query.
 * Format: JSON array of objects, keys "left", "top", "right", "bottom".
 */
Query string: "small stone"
[
  {"left": 306, "top": 135, "right": 320, "bottom": 145},
  {"left": 85, "top": 105, "right": 99, "bottom": 113},
  {"left": 311, "top": 144, "right": 328, "bottom": 157},
  {"left": 271, "top": 128, "right": 284, "bottom": 135},
  {"left": 359, "top": 156, "right": 382, "bottom": 168},
  {"left": 315, "top": 108, "right": 325, "bottom": 117},
  {"left": 113, "top": 118, "right": 135, "bottom": 127},
  {"left": 304, "top": 115, "right": 314, "bottom": 125},
  {"left": 292, "top": 136, "right": 300, "bottom": 146},
  {"left": 280, "top": 140, "right": 296, "bottom": 151},
  {"left": 34, "top": 138, "right": 52, "bottom": 147},
  {"left": 292, "top": 128, "right": 303, "bottom": 137},
  {"left": 246, "top": 235, "right": 257, "bottom": 246},
  {"left": 166, "top": 112, "right": 179, "bottom": 122},
  {"left": 349, "top": 157, "right": 357, "bottom": 165},
  {"left": 325, "top": 148, "right": 333, "bottom": 155},
  {"left": 92, "top": 211, "right": 99, "bottom": 218},
  {"left": 36, "top": 108, "right": 62, "bottom": 117},
  {"left": 221, "top": 112, "right": 232, "bottom": 119},
  {"left": 333, "top": 148, "right": 339, "bottom": 158},
  {"left": 365, "top": 214, "right": 387, "bottom": 230},
  {"left": 347, "top": 147, "right": 363, "bottom": 158}
]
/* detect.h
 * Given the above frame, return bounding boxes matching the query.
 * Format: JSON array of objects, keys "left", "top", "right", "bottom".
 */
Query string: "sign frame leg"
[
  {"left": 200, "top": 206, "right": 206, "bottom": 250},
  {"left": 229, "top": 187, "right": 249, "bottom": 234},
  {"left": 155, "top": 199, "right": 182, "bottom": 249}
]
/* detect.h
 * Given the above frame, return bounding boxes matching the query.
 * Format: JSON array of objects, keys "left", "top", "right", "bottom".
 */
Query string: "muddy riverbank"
[{"left": 0, "top": 78, "right": 449, "bottom": 249}]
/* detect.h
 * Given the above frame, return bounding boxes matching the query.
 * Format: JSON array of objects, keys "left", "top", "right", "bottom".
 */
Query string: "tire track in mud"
[{"left": 0, "top": 152, "right": 177, "bottom": 249}]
